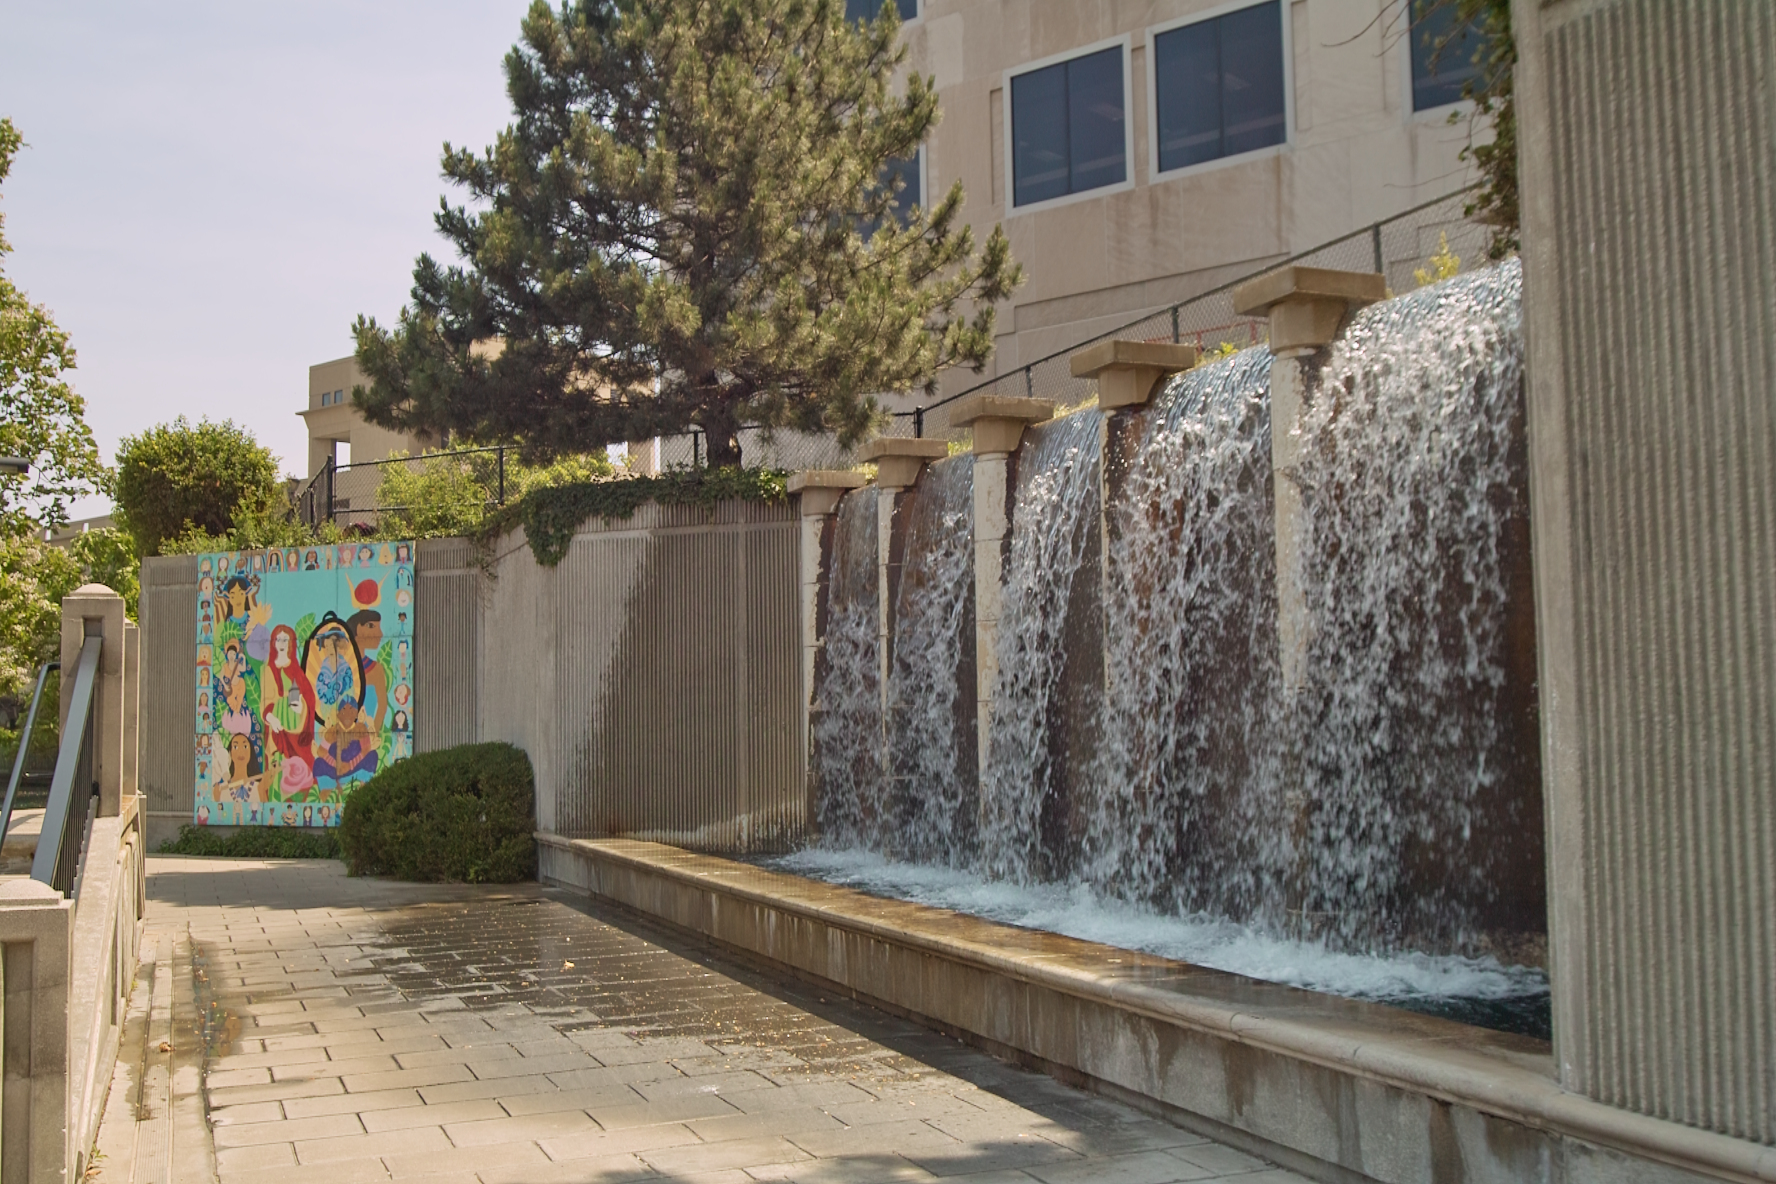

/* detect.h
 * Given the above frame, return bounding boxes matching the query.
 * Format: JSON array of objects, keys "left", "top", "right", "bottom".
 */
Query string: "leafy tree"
[
  {"left": 0, "top": 118, "right": 107, "bottom": 533},
  {"left": 113, "top": 417, "right": 282, "bottom": 556},
  {"left": 353, "top": 0, "right": 1021, "bottom": 468}
]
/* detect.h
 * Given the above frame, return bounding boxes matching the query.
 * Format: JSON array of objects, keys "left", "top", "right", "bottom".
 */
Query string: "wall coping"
[{"left": 540, "top": 835, "right": 1776, "bottom": 1184}]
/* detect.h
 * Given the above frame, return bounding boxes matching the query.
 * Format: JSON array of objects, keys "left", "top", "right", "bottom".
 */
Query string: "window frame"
[
  {"left": 1146, "top": 0, "right": 1294, "bottom": 186},
  {"left": 1001, "top": 34, "right": 1136, "bottom": 216},
  {"left": 1402, "top": 0, "right": 1482, "bottom": 118},
  {"left": 844, "top": 0, "right": 919, "bottom": 27}
]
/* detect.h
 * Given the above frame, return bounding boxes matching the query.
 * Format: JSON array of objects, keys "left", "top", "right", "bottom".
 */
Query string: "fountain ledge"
[{"left": 538, "top": 835, "right": 1774, "bottom": 1184}]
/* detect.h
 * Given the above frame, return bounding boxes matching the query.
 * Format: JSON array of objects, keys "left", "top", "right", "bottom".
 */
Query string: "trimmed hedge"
[
  {"left": 157, "top": 825, "right": 342, "bottom": 859},
  {"left": 337, "top": 742, "right": 536, "bottom": 882}
]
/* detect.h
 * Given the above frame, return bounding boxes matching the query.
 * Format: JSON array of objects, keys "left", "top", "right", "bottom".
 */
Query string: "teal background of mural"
[{"left": 195, "top": 542, "right": 416, "bottom": 826}]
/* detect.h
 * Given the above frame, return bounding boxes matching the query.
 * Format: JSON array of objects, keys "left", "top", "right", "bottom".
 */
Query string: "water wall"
[{"left": 807, "top": 260, "right": 1544, "bottom": 990}]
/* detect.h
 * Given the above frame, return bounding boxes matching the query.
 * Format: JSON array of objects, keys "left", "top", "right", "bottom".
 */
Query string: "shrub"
[
  {"left": 337, "top": 742, "right": 535, "bottom": 882},
  {"left": 157, "top": 824, "right": 342, "bottom": 859}
]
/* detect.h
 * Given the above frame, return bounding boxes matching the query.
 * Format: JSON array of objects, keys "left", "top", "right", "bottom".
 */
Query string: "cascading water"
[
  {"left": 797, "top": 259, "right": 1547, "bottom": 1033},
  {"left": 1085, "top": 348, "right": 1286, "bottom": 921},
  {"left": 1292, "top": 258, "right": 1539, "bottom": 954},
  {"left": 885, "top": 455, "right": 977, "bottom": 866},
  {"left": 809, "top": 487, "right": 885, "bottom": 847},
  {"left": 977, "top": 411, "right": 1104, "bottom": 883}
]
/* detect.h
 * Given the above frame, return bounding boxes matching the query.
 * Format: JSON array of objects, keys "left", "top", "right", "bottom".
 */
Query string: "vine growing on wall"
[
  {"left": 1416, "top": 0, "right": 1518, "bottom": 258},
  {"left": 477, "top": 467, "right": 789, "bottom": 568}
]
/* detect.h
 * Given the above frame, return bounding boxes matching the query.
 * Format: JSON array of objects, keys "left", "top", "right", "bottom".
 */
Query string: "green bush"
[
  {"left": 337, "top": 742, "right": 535, "bottom": 882},
  {"left": 157, "top": 824, "right": 342, "bottom": 859}
]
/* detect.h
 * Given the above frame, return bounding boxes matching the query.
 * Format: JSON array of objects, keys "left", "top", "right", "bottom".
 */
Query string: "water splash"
[
  {"left": 977, "top": 411, "right": 1104, "bottom": 883},
  {"left": 886, "top": 456, "right": 977, "bottom": 865},
  {"left": 1086, "top": 348, "right": 1286, "bottom": 920},
  {"left": 810, "top": 487, "right": 885, "bottom": 847},
  {"left": 1291, "top": 258, "right": 1535, "bottom": 950}
]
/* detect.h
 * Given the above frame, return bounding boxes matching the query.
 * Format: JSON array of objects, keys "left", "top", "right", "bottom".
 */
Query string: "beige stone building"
[
  {"left": 298, "top": 355, "right": 428, "bottom": 478},
  {"left": 889, "top": 0, "right": 1484, "bottom": 394}
]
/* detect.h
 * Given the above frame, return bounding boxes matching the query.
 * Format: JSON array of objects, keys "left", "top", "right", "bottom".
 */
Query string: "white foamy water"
[{"left": 771, "top": 847, "right": 1547, "bottom": 1005}]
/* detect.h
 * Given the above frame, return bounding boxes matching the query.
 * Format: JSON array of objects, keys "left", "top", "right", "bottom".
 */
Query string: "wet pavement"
[{"left": 115, "top": 856, "right": 1310, "bottom": 1184}]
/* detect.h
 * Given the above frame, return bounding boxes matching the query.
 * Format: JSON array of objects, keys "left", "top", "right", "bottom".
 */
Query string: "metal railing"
[
  {"left": 33, "top": 636, "right": 101, "bottom": 893},
  {"left": 296, "top": 186, "right": 1488, "bottom": 516},
  {"left": 0, "top": 660, "right": 57, "bottom": 842},
  {"left": 296, "top": 445, "right": 512, "bottom": 529}
]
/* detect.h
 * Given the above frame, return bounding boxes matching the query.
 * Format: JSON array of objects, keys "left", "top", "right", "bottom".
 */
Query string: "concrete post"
[
  {"left": 787, "top": 470, "right": 868, "bottom": 729},
  {"left": 856, "top": 439, "right": 951, "bottom": 718},
  {"left": 122, "top": 622, "right": 140, "bottom": 803},
  {"left": 59, "top": 584, "right": 128, "bottom": 818},
  {"left": 948, "top": 395, "right": 1055, "bottom": 787},
  {"left": 1231, "top": 268, "right": 1385, "bottom": 692},
  {"left": 0, "top": 878, "right": 74, "bottom": 1184}
]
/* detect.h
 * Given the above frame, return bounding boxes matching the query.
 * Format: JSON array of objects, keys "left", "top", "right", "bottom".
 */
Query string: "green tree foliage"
[
  {"left": 373, "top": 447, "right": 614, "bottom": 539},
  {"left": 114, "top": 417, "right": 283, "bottom": 556},
  {"left": 0, "top": 119, "right": 107, "bottom": 534},
  {"left": 353, "top": 0, "right": 1021, "bottom": 468}
]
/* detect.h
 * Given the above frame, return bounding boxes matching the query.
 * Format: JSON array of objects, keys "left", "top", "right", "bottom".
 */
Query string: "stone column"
[
  {"left": 59, "top": 584, "right": 129, "bottom": 818},
  {"left": 855, "top": 438, "right": 950, "bottom": 716},
  {"left": 1515, "top": 0, "right": 1776, "bottom": 1142},
  {"left": 123, "top": 621, "right": 140, "bottom": 803},
  {"left": 947, "top": 395, "right": 1055, "bottom": 788},
  {"left": 0, "top": 878, "right": 75, "bottom": 1184},
  {"left": 1231, "top": 267, "right": 1385, "bottom": 692},
  {"left": 787, "top": 471, "right": 868, "bottom": 768}
]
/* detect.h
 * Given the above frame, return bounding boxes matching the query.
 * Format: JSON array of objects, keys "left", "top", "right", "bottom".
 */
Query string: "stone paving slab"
[{"left": 93, "top": 856, "right": 1311, "bottom": 1184}]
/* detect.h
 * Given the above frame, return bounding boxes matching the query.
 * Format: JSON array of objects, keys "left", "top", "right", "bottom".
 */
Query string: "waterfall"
[
  {"left": 1292, "top": 258, "right": 1535, "bottom": 951},
  {"left": 810, "top": 486, "right": 885, "bottom": 847},
  {"left": 977, "top": 410, "right": 1104, "bottom": 883},
  {"left": 1087, "top": 348, "right": 1286, "bottom": 920},
  {"left": 885, "top": 455, "right": 977, "bottom": 866}
]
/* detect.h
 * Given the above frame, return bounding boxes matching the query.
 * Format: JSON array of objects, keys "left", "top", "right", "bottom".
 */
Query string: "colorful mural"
[{"left": 194, "top": 542, "right": 416, "bottom": 826}]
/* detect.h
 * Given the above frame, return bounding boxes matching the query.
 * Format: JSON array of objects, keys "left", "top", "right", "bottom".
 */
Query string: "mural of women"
[
  {"left": 219, "top": 574, "right": 273, "bottom": 662},
  {"left": 301, "top": 612, "right": 362, "bottom": 725},
  {"left": 261, "top": 624, "right": 318, "bottom": 792}
]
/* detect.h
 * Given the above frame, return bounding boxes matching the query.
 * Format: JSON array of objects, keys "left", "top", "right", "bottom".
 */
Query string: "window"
[
  {"left": 1409, "top": 0, "right": 1486, "bottom": 111},
  {"left": 1010, "top": 46, "right": 1127, "bottom": 208},
  {"left": 1152, "top": 1, "right": 1286, "bottom": 174},
  {"left": 845, "top": 0, "right": 915, "bottom": 21},
  {"left": 859, "top": 148, "right": 922, "bottom": 239}
]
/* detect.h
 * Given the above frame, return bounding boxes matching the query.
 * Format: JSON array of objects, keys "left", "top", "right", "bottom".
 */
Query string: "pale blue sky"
[{"left": 0, "top": 1, "right": 536, "bottom": 513}]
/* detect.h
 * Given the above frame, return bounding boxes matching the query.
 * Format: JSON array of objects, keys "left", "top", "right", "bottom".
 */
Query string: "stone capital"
[
  {"left": 948, "top": 395, "right": 1056, "bottom": 456},
  {"left": 1069, "top": 339, "right": 1200, "bottom": 410},
  {"left": 1232, "top": 266, "right": 1387, "bottom": 357},
  {"left": 855, "top": 437, "right": 950, "bottom": 488},
  {"left": 787, "top": 470, "right": 868, "bottom": 517}
]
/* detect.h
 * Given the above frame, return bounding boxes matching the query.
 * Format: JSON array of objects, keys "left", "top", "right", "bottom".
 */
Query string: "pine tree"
[{"left": 353, "top": 0, "right": 1021, "bottom": 468}]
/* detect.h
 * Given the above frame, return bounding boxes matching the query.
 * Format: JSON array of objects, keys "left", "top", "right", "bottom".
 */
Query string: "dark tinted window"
[
  {"left": 1154, "top": 2, "right": 1285, "bottom": 173},
  {"left": 859, "top": 149, "right": 921, "bottom": 239},
  {"left": 846, "top": 0, "right": 916, "bottom": 21},
  {"left": 1011, "top": 47, "right": 1127, "bottom": 207},
  {"left": 1410, "top": 0, "right": 1486, "bottom": 110}
]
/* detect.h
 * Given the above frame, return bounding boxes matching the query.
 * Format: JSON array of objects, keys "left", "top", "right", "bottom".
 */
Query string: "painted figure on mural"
[
  {"left": 316, "top": 696, "right": 378, "bottom": 790},
  {"left": 218, "top": 574, "right": 273, "bottom": 662},
  {"left": 220, "top": 676, "right": 253, "bottom": 737},
  {"left": 347, "top": 609, "right": 389, "bottom": 731},
  {"left": 390, "top": 710, "right": 412, "bottom": 761},
  {"left": 262, "top": 624, "right": 317, "bottom": 790},
  {"left": 220, "top": 732, "right": 264, "bottom": 802}
]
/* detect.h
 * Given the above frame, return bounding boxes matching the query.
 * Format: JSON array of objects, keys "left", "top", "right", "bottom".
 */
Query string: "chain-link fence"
[{"left": 296, "top": 185, "right": 1488, "bottom": 524}]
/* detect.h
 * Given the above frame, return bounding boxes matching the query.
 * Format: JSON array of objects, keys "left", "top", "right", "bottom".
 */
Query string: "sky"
[{"left": 0, "top": 0, "right": 537, "bottom": 516}]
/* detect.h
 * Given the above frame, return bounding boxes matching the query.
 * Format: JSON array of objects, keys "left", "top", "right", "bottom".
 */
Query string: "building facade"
[
  {"left": 894, "top": 0, "right": 1483, "bottom": 395},
  {"left": 298, "top": 354, "right": 427, "bottom": 478}
]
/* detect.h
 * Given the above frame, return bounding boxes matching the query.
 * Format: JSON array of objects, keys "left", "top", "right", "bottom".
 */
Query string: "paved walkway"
[{"left": 96, "top": 856, "right": 1308, "bottom": 1184}]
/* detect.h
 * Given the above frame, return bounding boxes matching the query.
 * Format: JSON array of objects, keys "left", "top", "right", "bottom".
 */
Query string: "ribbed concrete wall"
[
  {"left": 139, "top": 556, "right": 198, "bottom": 845},
  {"left": 478, "top": 501, "right": 804, "bottom": 850},
  {"left": 414, "top": 537, "right": 481, "bottom": 753},
  {"left": 1517, "top": 0, "right": 1776, "bottom": 1144}
]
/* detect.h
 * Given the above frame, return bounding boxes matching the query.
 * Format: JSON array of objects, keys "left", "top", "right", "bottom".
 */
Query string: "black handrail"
[
  {"left": 0, "top": 660, "right": 57, "bottom": 846},
  {"left": 33, "top": 636, "right": 101, "bottom": 894}
]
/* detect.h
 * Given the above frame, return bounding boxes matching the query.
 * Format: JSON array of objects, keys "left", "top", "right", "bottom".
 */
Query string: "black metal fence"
[{"left": 297, "top": 186, "right": 1488, "bottom": 523}]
